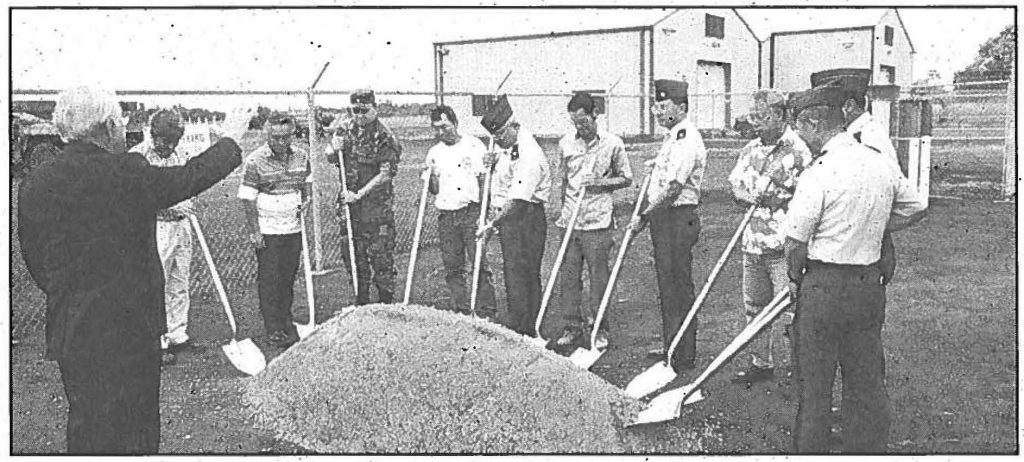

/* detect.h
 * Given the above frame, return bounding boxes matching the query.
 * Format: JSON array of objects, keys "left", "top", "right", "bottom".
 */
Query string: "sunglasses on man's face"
[{"left": 350, "top": 106, "right": 371, "bottom": 115}]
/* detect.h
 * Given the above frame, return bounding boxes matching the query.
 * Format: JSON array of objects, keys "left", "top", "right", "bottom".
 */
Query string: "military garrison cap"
[
  {"left": 480, "top": 95, "right": 514, "bottom": 134},
  {"left": 787, "top": 86, "right": 848, "bottom": 115},
  {"left": 809, "top": 68, "right": 872, "bottom": 94},
  {"left": 350, "top": 89, "right": 376, "bottom": 105},
  {"left": 654, "top": 79, "right": 688, "bottom": 105}
]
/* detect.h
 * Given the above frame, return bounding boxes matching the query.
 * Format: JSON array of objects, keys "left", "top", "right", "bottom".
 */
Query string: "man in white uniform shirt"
[
  {"left": 628, "top": 78, "right": 707, "bottom": 372},
  {"left": 811, "top": 68, "right": 900, "bottom": 287},
  {"left": 424, "top": 105, "right": 497, "bottom": 318},
  {"left": 131, "top": 109, "right": 195, "bottom": 366},
  {"left": 785, "top": 83, "right": 927, "bottom": 454},
  {"left": 479, "top": 95, "right": 552, "bottom": 335}
]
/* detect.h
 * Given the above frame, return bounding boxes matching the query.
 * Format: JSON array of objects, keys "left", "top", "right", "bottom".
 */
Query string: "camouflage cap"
[{"left": 350, "top": 89, "right": 375, "bottom": 105}]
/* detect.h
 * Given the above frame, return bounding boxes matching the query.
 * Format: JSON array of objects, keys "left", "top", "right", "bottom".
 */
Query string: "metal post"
[
  {"left": 307, "top": 62, "right": 330, "bottom": 270},
  {"left": 1002, "top": 76, "right": 1016, "bottom": 200}
]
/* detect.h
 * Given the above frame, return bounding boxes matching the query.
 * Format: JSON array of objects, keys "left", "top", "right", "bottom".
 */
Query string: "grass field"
[{"left": 9, "top": 129, "right": 1016, "bottom": 454}]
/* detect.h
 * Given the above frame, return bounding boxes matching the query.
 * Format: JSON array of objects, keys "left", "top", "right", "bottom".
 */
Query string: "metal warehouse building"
[
  {"left": 762, "top": 9, "right": 915, "bottom": 91},
  {"left": 433, "top": 8, "right": 914, "bottom": 137}
]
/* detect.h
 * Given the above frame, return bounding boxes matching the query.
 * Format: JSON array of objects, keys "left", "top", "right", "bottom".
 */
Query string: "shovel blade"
[
  {"left": 624, "top": 362, "right": 677, "bottom": 399},
  {"left": 528, "top": 336, "right": 547, "bottom": 348},
  {"left": 628, "top": 386, "right": 705, "bottom": 427},
  {"left": 222, "top": 339, "right": 266, "bottom": 376},
  {"left": 295, "top": 322, "right": 315, "bottom": 340},
  {"left": 568, "top": 347, "right": 603, "bottom": 369}
]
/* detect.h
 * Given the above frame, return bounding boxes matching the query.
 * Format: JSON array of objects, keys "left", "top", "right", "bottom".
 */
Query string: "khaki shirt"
[
  {"left": 648, "top": 115, "right": 706, "bottom": 207},
  {"left": 785, "top": 132, "right": 926, "bottom": 265},
  {"left": 728, "top": 126, "right": 812, "bottom": 255},
  {"left": 556, "top": 130, "right": 633, "bottom": 230},
  {"left": 492, "top": 127, "right": 551, "bottom": 210}
]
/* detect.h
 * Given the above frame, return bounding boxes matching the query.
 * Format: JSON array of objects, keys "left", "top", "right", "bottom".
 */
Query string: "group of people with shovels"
[{"left": 19, "top": 66, "right": 927, "bottom": 454}]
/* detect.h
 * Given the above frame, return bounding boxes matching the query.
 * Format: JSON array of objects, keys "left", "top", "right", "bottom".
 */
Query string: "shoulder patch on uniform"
[{"left": 676, "top": 129, "right": 687, "bottom": 140}]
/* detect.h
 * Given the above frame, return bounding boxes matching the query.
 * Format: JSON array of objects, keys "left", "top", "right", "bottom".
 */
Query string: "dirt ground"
[{"left": 10, "top": 195, "right": 1016, "bottom": 454}]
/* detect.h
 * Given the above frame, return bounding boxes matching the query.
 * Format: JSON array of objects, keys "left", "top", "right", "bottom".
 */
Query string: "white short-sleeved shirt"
[
  {"left": 132, "top": 139, "right": 194, "bottom": 221},
  {"left": 237, "top": 144, "right": 312, "bottom": 235},
  {"left": 847, "top": 112, "right": 899, "bottom": 167},
  {"left": 491, "top": 127, "right": 551, "bottom": 210},
  {"left": 785, "top": 132, "right": 927, "bottom": 265},
  {"left": 557, "top": 130, "right": 633, "bottom": 230},
  {"left": 648, "top": 115, "right": 707, "bottom": 206},
  {"left": 425, "top": 135, "right": 487, "bottom": 211}
]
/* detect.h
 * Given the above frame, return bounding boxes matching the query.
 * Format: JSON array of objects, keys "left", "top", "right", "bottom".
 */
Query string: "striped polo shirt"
[{"left": 237, "top": 143, "right": 311, "bottom": 235}]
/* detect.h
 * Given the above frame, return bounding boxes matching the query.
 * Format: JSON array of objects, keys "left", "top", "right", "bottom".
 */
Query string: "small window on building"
[
  {"left": 884, "top": 26, "right": 894, "bottom": 46},
  {"left": 879, "top": 65, "right": 896, "bottom": 84},
  {"left": 705, "top": 14, "right": 725, "bottom": 39}
]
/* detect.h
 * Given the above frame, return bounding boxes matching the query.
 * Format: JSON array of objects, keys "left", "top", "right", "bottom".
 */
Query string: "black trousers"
[
  {"left": 648, "top": 205, "right": 701, "bottom": 369},
  {"left": 793, "top": 260, "right": 890, "bottom": 454},
  {"left": 498, "top": 201, "right": 547, "bottom": 335},
  {"left": 57, "top": 341, "right": 161, "bottom": 454},
  {"left": 256, "top": 233, "right": 302, "bottom": 334}
]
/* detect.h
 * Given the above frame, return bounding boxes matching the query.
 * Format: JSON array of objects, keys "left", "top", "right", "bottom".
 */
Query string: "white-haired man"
[
  {"left": 727, "top": 89, "right": 812, "bottom": 384},
  {"left": 130, "top": 109, "right": 196, "bottom": 366},
  {"left": 18, "top": 86, "right": 250, "bottom": 454}
]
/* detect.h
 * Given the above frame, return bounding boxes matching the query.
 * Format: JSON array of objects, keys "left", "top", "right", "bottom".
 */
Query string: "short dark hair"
[
  {"left": 567, "top": 92, "right": 597, "bottom": 116},
  {"left": 266, "top": 112, "right": 295, "bottom": 127},
  {"left": 430, "top": 105, "right": 458, "bottom": 126},
  {"left": 845, "top": 94, "right": 867, "bottom": 111}
]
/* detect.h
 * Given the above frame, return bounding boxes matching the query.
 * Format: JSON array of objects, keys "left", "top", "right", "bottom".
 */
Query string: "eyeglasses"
[{"left": 350, "top": 106, "right": 371, "bottom": 115}]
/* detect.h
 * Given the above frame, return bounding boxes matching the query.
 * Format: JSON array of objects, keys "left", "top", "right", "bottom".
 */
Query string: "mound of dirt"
[{"left": 243, "top": 304, "right": 646, "bottom": 453}]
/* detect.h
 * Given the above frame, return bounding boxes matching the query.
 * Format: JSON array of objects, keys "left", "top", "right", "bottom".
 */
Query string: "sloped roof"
[
  {"left": 736, "top": 8, "right": 914, "bottom": 52},
  {"left": 435, "top": 8, "right": 913, "bottom": 53},
  {"left": 434, "top": 9, "right": 677, "bottom": 45}
]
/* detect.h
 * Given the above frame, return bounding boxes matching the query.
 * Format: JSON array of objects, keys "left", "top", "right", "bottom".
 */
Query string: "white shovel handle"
[
  {"left": 678, "top": 287, "right": 791, "bottom": 404},
  {"left": 536, "top": 187, "right": 586, "bottom": 337},
  {"left": 535, "top": 154, "right": 600, "bottom": 337},
  {"left": 470, "top": 138, "right": 496, "bottom": 315},
  {"left": 337, "top": 153, "right": 359, "bottom": 298},
  {"left": 403, "top": 170, "right": 431, "bottom": 304},
  {"left": 588, "top": 175, "right": 652, "bottom": 347},
  {"left": 300, "top": 212, "right": 316, "bottom": 327},
  {"left": 663, "top": 204, "right": 757, "bottom": 362},
  {"left": 188, "top": 214, "right": 239, "bottom": 337}
]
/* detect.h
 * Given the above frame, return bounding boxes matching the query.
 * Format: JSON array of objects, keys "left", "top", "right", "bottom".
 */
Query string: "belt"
[
  {"left": 157, "top": 215, "right": 187, "bottom": 222},
  {"left": 806, "top": 259, "right": 875, "bottom": 270}
]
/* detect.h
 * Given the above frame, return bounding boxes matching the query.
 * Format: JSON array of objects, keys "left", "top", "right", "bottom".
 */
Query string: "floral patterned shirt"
[{"left": 728, "top": 126, "right": 812, "bottom": 255}]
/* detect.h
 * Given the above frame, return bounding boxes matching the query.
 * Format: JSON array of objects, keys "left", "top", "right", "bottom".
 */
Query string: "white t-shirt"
[{"left": 425, "top": 136, "right": 487, "bottom": 211}]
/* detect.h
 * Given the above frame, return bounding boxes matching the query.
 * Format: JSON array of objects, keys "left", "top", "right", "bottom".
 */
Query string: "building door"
[
  {"left": 879, "top": 65, "right": 896, "bottom": 84},
  {"left": 695, "top": 61, "right": 729, "bottom": 130}
]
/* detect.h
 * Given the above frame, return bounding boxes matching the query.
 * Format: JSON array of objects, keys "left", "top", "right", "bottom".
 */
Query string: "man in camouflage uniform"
[
  {"left": 327, "top": 89, "right": 401, "bottom": 305},
  {"left": 727, "top": 89, "right": 812, "bottom": 384}
]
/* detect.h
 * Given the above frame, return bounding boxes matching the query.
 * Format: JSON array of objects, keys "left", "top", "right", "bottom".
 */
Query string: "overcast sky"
[{"left": 11, "top": 6, "right": 1015, "bottom": 94}]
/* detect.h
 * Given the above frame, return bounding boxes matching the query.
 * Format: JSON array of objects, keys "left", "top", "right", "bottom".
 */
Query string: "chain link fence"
[{"left": 10, "top": 82, "right": 1015, "bottom": 339}]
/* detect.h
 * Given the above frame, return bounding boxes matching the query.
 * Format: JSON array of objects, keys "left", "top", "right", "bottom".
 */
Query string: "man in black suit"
[{"left": 18, "top": 86, "right": 250, "bottom": 454}]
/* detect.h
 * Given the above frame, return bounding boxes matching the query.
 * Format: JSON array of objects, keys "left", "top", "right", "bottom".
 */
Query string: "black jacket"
[{"left": 18, "top": 138, "right": 242, "bottom": 361}]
